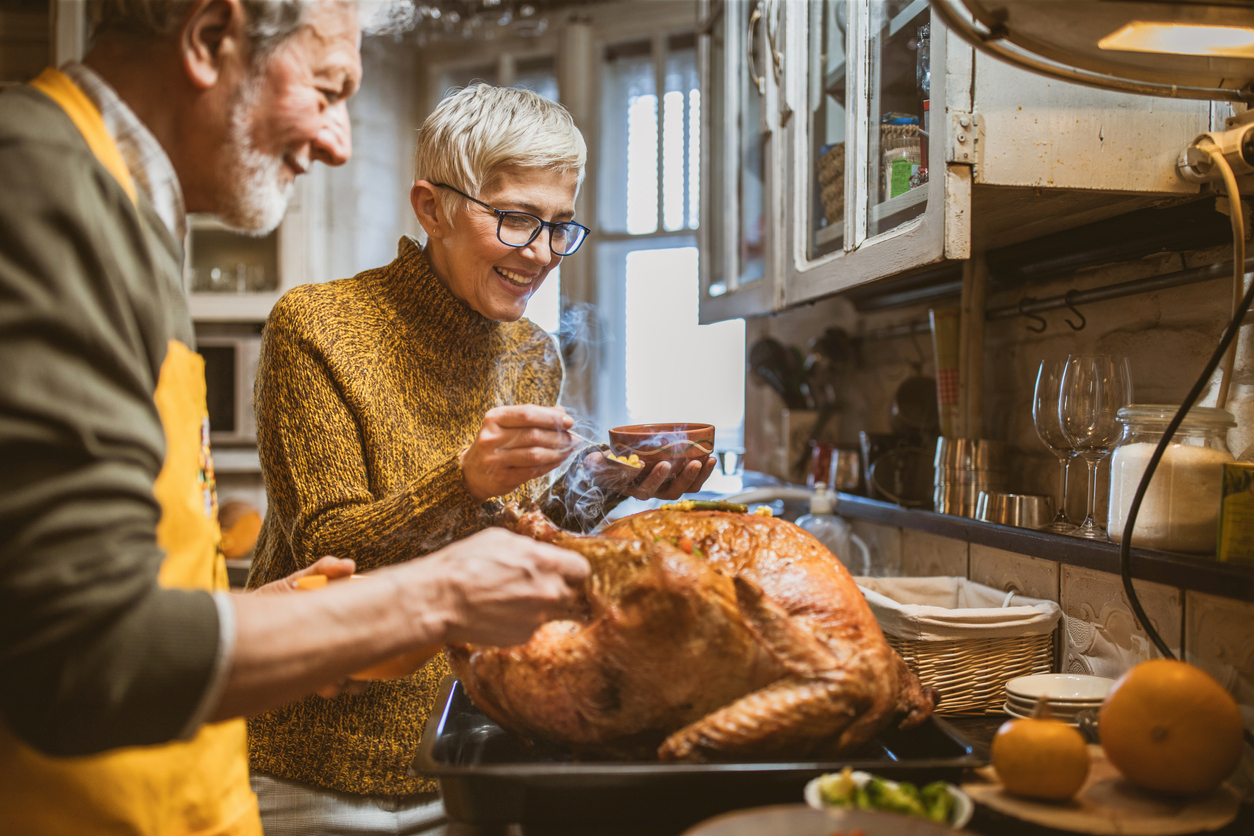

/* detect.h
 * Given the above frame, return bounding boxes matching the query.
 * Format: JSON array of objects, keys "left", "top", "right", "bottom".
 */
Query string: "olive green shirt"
[{"left": 0, "top": 84, "right": 220, "bottom": 756}]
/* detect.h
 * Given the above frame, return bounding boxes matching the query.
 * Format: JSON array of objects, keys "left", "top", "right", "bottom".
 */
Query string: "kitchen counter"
[{"left": 436, "top": 715, "right": 1253, "bottom": 836}]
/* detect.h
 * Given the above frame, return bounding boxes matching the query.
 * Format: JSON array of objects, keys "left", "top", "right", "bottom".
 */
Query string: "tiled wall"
[
  {"left": 744, "top": 238, "right": 1254, "bottom": 524},
  {"left": 855, "top": 519, "right": 1254, "bottom": 793}
]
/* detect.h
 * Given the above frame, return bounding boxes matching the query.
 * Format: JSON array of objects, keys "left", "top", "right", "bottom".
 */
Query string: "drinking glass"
[
  {"left": 1058, "top": 354, "right": 1133, "bottom": 540},
  {"left": 1032, "top": 360, "right": 1079, "bottom": 533}
]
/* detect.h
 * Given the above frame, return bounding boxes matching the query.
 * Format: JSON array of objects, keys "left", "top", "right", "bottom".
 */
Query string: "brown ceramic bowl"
[{"left": 607, "top": 423, "right": 715, "bottom": 470}]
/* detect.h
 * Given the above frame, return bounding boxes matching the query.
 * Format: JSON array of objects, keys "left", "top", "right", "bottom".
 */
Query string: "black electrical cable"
[{"left": 1117, "top": 260, "right": 1254, "bottom": 749}]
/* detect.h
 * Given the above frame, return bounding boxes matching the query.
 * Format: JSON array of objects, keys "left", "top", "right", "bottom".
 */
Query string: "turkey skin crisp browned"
[{"left": 447, "top": 506, "right": 937, "bottom": 761}]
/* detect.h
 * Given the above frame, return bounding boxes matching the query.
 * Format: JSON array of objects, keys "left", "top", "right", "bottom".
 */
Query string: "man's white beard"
[{"left": 216, "top": 73, "right": 294, "bottom": 236}]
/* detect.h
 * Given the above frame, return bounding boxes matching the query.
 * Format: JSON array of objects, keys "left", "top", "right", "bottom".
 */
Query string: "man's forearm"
[
  {"left": 207, "top": 527, "right": 589, "bottom": 723},
  {"left": 207, "top": 567, "right": 453, "bottom": 721}
]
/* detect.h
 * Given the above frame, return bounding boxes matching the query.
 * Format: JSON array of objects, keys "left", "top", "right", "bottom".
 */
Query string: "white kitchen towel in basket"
[{"left": 855, "top": 576, "right": 1061, "bottom": 641}]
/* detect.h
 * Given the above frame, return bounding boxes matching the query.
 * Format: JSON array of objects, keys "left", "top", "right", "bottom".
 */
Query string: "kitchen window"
[{"left": 597, "top": 34, "right": 745, "bottom": 450}]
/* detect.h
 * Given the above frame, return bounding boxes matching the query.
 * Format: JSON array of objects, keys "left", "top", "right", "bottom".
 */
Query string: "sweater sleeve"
[
  {"left": 539, "top": 446, "right": 630, "bottom": 533},
  {"left": 255, "top": 304, "right": 490, "bottom": 572},
  {"left": 0, "top": 119, "right": 220, "bottom": 756}
]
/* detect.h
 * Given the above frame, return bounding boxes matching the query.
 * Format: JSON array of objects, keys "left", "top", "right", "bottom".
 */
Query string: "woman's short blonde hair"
[{"left": 414, "top": 84, "right": 587, "bottom": 225}]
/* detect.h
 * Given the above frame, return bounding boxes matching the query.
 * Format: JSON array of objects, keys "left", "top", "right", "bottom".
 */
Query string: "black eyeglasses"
[{"left": 432, "top": 182, "right": 590, "bottom": 256}]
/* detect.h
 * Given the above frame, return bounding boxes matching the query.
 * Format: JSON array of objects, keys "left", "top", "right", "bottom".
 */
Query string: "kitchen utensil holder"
[{"left": 858, "top": 577, "right": 1060, "bottom": 715}]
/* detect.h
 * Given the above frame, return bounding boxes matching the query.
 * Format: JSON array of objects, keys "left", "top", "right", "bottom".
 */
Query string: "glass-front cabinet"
[
  {"left": 185, "top": 170, "right": 328, "bottom": 321},
  {"left": 788, "top": 0, "right": 956, "bottom": 308},
  {"left": 699, "top": 0, "right": 966, "bottom": 321},
  {"left": 697, "top": 0, "right": 782, "bottom": 322},
  {"left": 808, "top": 0, "right": 848, "bottom": 260},
  {"left": 864, "top": 0, "right": 931, "bottom": 238},
  {"left": 697, "top": 1, "right": 1212, "bottom": 323}
]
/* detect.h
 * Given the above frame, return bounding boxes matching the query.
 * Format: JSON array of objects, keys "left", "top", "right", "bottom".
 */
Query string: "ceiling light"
[
  {"left": 930, "top": 0, "right": 1254, "bottom": 102},
  {"left": 1100, "top": 21, "right": 1254, "bottom": 59}
]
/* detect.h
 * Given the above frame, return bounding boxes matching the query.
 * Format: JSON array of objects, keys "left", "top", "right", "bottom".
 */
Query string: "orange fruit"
[
  {"left": 219, "top": 500, "right": 262, "bottom": 559},
  {"left": 1099, "top": 659, "right": 1244, "bottom": 796},
  {"left": 991, "top": 716, "right": 1090, "bottom": 800}
]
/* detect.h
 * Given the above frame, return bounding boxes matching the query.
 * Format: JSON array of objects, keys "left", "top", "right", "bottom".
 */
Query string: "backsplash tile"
[
  {"left": 969, "top": 544, "right": 1060, "bottom": 601},
  {"left": 1185, "top": 591, "right": 1254, "bottom": 796},
  {"left": 900, "top": 529, "right": 969, "bottom": 578},
  {"left": 1059, "top": 565, "right": 1181, "bottom": 679}
]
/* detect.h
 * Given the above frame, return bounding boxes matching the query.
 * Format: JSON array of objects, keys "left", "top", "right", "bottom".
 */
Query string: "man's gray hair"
[
  {"left": 415, "top": 84, "right": 587, "bottom": 227},
  {"left": 89, "top": 1, "right": 347, "bottom": 58}
]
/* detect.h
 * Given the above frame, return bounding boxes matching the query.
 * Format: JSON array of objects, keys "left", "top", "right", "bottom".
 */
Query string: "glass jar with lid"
[{"left": 1107, "top": 405, "right": 1236, "bottom": 554}]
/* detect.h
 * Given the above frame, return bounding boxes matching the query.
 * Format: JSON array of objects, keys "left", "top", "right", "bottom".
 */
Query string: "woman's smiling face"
[{"left": 418, "top": 166, "right": 579, "bottom": 323}]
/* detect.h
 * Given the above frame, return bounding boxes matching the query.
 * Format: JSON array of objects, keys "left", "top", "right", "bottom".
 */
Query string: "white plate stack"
[{"left": 1003, "top": 673, "right": 1114, "bottom": 725}]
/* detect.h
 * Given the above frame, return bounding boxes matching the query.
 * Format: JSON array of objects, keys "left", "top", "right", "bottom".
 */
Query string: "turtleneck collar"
[{"left": 384, "top": 236, "right": 503, "bottom": 344}]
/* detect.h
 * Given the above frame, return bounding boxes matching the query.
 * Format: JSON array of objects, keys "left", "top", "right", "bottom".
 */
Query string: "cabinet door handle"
[
  {"left": 765, "top": 0, "right": 791, "bottom": 123},
  {"left": 765, "top": 0, "right": 784, "bottom": 84},
  {"left": 747, "top": 2, "right": 765, "bottom": 95}
]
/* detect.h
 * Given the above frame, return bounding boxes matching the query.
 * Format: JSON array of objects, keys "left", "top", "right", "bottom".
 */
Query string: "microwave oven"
[{"left": 198, "top": 335, "right": 262, "bottom": 445}]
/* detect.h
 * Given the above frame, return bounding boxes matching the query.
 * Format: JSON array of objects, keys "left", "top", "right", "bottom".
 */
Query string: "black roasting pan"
[{"left": 412, "top": 677, "right": 988, "bottom": 827}]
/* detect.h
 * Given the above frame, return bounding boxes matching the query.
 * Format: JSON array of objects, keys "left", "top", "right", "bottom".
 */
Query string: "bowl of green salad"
[{"left": 804, "top": 767, "right": 973, "bottom": 829}]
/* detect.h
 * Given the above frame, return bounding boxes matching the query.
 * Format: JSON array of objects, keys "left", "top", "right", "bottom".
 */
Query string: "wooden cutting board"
[{"left": 961, "top": 745, "right": 1240, "bottom": 835}]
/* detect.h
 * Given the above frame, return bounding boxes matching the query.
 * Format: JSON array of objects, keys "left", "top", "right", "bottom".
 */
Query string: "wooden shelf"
[
  {"left": 833, "top": 493, "right": 1254, "bottom": 602},
  {"left": 188, "top": 292, "right": 281, "bottom": 322},
  {"left": 887, "top": 0, "right": 928, "bottom": 38},
  {"left": 814, "top": 219, "right": 844, "bottom": 248},
  {"left": 870, "top": 184, "right": 928, "bottom": 223},
  {"left": 212, "top": 447, "right": 261, "bottom": 473},
  {"left": 823, "top": 61, "right": 846, "bottom": 101}
]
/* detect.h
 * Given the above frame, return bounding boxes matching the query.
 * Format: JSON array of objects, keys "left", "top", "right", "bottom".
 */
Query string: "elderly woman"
[{"left": 244, "top": 84, "right": 712, "bottom": 833}]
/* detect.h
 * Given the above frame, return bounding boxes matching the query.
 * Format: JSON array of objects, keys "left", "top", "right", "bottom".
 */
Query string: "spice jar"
[{"left": 1107, "top": 405, "right": 1236, "bottom": 553}]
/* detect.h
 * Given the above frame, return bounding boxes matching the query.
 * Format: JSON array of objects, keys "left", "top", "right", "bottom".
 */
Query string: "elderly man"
[{"left": 0, "top": 2, "right": 588, "bottom": 835}]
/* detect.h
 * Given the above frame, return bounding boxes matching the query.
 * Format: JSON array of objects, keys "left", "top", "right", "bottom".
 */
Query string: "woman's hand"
[
  {"left": 588, "top": 453, "right": 717, "bottom": 501},
  {"left": 461, "top": 405, "right": 578, "bottom": 502}
]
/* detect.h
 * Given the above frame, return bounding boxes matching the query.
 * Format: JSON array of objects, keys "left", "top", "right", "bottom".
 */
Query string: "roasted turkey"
[{"left": 447, "top": 505, "right": 937, "bottom": 761}]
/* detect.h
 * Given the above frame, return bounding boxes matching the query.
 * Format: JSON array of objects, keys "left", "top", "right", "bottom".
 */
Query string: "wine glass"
[
  {"left": 1058, "top": 354, "right": 1133, "bottom": 540},
  {"left": 1032, "top": 360, "right": 1079, "bottom": 533}
]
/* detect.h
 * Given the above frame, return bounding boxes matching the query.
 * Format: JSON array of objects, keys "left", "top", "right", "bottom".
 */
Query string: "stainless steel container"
[
  {"left": 934, "top": 438, "right": 1010, "bottom": 471},
  {"left": 932, "top": 438, "right": 1010, "bottom": 518},
  {"left": 976, "top": 492, "right": 1055, "bottom": 529}
]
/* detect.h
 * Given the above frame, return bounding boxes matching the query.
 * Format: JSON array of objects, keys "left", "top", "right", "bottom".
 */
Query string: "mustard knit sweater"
[{"left": 246, "top": 237, "right": 617, "bottom": 796}]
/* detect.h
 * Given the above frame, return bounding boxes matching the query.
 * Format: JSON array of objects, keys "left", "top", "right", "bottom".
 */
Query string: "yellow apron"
[{"left": 0, "top": 70, "right": 260, "bottom": 836}]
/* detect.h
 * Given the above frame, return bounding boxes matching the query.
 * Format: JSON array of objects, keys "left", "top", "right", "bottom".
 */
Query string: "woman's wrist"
[{"left": 458, "top": 445, "right": 490, "bottom": 503}]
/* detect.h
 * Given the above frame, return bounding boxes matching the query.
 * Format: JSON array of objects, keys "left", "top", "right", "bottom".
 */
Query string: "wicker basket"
[
  {"left": 886, "top": 633, "right": 1054, "bottom": 715},
  {"left": 858, "top": 576, "right": 1062, "bottom": 716},
  {"left": 817, "top": 144, "right": 845, "bottom": 225}
]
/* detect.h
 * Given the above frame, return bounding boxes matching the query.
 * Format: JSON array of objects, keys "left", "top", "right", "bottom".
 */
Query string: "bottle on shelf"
[{"left": 795, "top": 483, "right": 872, "bottom": 576}]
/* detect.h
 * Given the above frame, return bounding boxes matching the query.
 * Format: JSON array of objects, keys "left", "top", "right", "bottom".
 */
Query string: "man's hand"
[
  {"left": 588, "top": 453, "right": 717, "bottom": 501},
  {"left": 249, "top": 555, "right": 356, "bottom": 596},
  {"left": 460, "top": 405, "right": 579, "bottom": 502},
  {"left": 399, "top": 527, "right": 590, "bottom": 648},
  {"left": 246, "top": 556, "right": 367, "bottom": 697}
]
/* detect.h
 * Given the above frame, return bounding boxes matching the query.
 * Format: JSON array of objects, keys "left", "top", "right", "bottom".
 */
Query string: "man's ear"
[
  {"left": 411, "top": 181, "right": 447, "bottom": 239},
  {"left": 181, "top": 0, "right": 246, "bottom": 90}
]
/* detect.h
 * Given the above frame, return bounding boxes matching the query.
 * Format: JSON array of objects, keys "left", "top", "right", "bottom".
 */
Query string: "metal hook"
[
  {"left": 1063, "top": 290, "right": 1087, "bottom": 331},
  {"left": 1019, "top": 297, "right": 1047, "bottom": 333}
]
